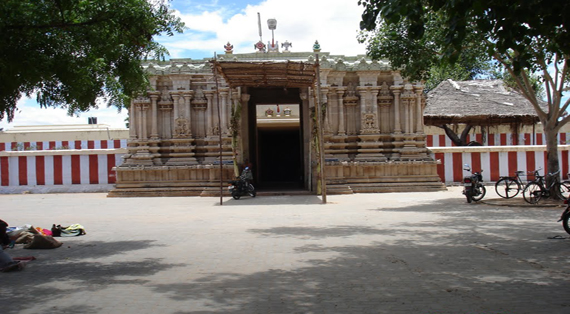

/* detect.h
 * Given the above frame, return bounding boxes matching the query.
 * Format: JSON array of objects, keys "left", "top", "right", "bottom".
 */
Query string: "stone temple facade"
[{"left": 108, "top": 51, "right": 444, "bottom": 197}]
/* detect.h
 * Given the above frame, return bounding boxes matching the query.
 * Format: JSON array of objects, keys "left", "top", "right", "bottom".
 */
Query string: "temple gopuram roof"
[{"left": 424, "top": 79, "right": 543, "bottom": 126}]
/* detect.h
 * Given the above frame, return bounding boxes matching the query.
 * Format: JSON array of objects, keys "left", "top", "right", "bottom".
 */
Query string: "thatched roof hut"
[{"left": 424, "top": 79, "right": 541, "bottom": 126}]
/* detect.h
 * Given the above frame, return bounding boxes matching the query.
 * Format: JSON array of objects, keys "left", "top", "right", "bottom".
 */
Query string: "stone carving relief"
[
  {"left": 361, "top": 112, "right": 378, "bottom": 134},
  {"left": 174, "top": 118, "right": 190, "bottom": 138}
]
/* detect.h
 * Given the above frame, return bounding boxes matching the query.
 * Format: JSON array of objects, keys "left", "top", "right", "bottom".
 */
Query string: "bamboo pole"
[
  {"left": 213, "top": 53, "right": 223, "bottom": 205},
  {"left": 314, "top": 54, "right": 327, "bottom": 204}
]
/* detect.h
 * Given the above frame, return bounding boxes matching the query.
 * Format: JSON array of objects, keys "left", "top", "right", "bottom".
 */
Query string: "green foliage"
[
  {"left": 0, "top": 0, "right": 184, "bottom": 122},
  {"left": 359, "top": 0, "right": 570, "bottom": 182},
  {"left": 357, "top": 9, "right": 492, "bottom": 90}
]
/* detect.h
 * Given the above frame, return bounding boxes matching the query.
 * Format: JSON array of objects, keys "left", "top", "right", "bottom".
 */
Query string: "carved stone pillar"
[
  {"left": 371, "top": 87, "right": 380, "bottom": 132},
  {"left": 170, "top": 91, "right": 181, "bottom": 137},
  {"left": 321, "top": 88, "right": 331, "bottom": 134},
  {"left": 205, "top": 91, "right": 214, "bottom": 136},
  {"left": 336, "top": 89, "right": 346, "bottom": 135},
  {"left": 182, "top": 91, "right": 194, "bottom": 137},
  {"left": 414, "top": 86, "right": 424, "bottom": 133},
  {"left": 220, "top": 89, "right": 229, "bottom": 135},
  {"left": 149, "top": 92, "right": 160, "bottom": 139},
  {"left": 129, "top": 101, "right": 137, "bottom": 139},
  {"left": 136, "top": 104, "right": 143, "bottom": 140},
  {"left": 390, "top": 86, "right": 403, "bottom": 133},
  {"left": 141, "top": 104, "right": 149, "bottom": 140},
  {"left": 357, "top": 87, "right": 368, "bottom": 133}
]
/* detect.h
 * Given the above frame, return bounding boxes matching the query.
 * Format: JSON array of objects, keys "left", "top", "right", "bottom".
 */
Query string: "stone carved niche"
[
  {"left": 191, "top": 88, "right": 207, "bottom": 110},
  {"left": 174, "top": 118, "right": 190, "bottom": 139},
  {"left": 361, "top": 112, "right": 378, "bottom": 134}
]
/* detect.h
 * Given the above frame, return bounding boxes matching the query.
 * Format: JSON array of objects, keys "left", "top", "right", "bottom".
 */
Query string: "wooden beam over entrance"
[{"left": 211, "top": 61, "right": 317, "bottom": 88}]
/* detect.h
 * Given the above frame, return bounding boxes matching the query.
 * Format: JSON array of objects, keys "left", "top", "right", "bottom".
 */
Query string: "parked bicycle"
[
  {"left": 522, "top": 169, "right": 570, "bottom": 204},
  {"left": 494, "top": 170, "right": 530, "bottom": 199}
]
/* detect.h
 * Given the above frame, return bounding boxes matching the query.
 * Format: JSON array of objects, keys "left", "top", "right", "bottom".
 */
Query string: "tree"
[
  {"left": 0, "top": 0, "right": 184, "bottom": 122},
  {"left": 359, "top": 0, "right": 570, "bottom": 185}
]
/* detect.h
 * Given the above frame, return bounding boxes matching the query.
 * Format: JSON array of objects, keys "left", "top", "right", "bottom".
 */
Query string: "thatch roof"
[{"left": 424, "top": 79, "right": 542, "bottom": 126}]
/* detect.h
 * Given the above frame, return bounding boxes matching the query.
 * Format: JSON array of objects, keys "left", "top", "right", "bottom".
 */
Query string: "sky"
[{"left": 0, "top": 0, "right": 367, "bottom": 131}]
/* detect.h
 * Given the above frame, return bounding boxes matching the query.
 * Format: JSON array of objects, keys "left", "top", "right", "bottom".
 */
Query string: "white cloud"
[
  {"left": 0, "top": 97, "right": 128, "bottom": 130},
  {"left": 162, "top": 0, "right": 367, "bottom": 59}
]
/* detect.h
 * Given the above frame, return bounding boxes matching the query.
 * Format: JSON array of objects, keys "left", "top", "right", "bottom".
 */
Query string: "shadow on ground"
[
  {"left": 150, "top": 199, "right": 570, "bottom": 314},
  {"left": 1, "top": 240, "right": 182, "bottom": 314}
]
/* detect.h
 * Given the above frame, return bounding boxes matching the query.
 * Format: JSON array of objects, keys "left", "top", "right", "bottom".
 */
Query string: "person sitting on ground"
[{"left": 0, "top": 219, "right": 25, "bottom": 272}]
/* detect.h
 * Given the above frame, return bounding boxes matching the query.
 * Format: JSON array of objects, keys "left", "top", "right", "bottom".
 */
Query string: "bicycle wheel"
[
  {"left": 495, "top": 178, "right": 521, "bottom": 199},
  {"left": 554, "top": 181, "right": 570, "bottom": 200},
  {"left": 523, "top": 182, "right": 543, "bottom": 204}
]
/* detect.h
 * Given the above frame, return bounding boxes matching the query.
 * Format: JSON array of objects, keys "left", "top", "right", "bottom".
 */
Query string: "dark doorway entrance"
[
  {"left": 248, "top": 87, "right": 305, "bottom": 190},
  {"left": 257, "top": 127, "right": 303, "bottom": 189}
]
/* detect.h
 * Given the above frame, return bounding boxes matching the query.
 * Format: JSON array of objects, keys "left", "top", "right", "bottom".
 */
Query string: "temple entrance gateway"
[{"left": 108, "top": 53, "right": 446, "bottom": 197}]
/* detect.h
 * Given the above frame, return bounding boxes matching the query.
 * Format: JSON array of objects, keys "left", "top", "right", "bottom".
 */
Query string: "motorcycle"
[
  {"left": 462, "top": 164, "right": 486, "bottom": 203},
  {"left": 558, "top": 197, "right": 570, "bottom": 235},
  {"left": 228, "top": 167, "right": 256, "bottom": 200}
]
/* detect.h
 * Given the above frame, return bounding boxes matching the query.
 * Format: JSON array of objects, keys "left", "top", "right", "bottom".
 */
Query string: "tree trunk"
[{"left": 544, "top": 123, "right": 560, "bottom": 193}]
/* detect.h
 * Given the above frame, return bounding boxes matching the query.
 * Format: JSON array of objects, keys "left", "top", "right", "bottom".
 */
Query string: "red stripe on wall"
[
  {"left": 439, "top": 135, "right": 446, "bottom": 147},
  {"left": 101, "top": 141, "right": 108, "bottom": 149},
  {"left": 490, "top": 152, "right": 500, "bottom": 181},
  {"left": 435, "top": 153, "right": 445, "bottom": 182},
  {"left": 508, "top": 152, "right": 518, "bottom": 177},
  {"left": 75, "top": 141, "right": 82, "bottom": 150},
  {"left": 453, "top": 153, "right": 463, "bottom": 182},
  {"left": 36, "top": 156, "right": 45, "bottom": 185},
  {"left": 71, "top": 155, "right": 81, "bottom": 184},
  {"left": 0, "top": 143, "right": 7, "bottom": 186},
  {"left": 562, "top": 150, "right": 569, "bottom": 180},
  {"left": 488, "top": 134, "right": 495, "bottom": 146},
  {"left": 18, "top": 156, "right": 27, "bottom": 185},
  {"left": 88, "top": 141, "right": 95, "bottom": 149},
  {"left": 471, "top": 152, "right": 482, "bottom": 174},
  {"left": 560, "top": 133, "right": 566, "bottom": 145},
  {"left": 476, "top": 133, "right": 482, "bottom": 144},
  {"left": 524, "top": 133, "right": 531, "bottom": 145},
  {"left": 62, "top": 141, "right": 69, "bottom": 150},
  {"left": 427, "top": 135, "right": 433, "bottom": 147},
  {"left": 89, "top": 155, "right": 99, "bottom": 184},
  {"left": 500, "top": 133, "right": 507, "bottom": 146},
  {"left": 0, "top": 156, "right": 7, "bottom": 186},
  {"left": 54, "top": 156, "right": 63, "bottom": 185},
  {"left": 107, "top": 154, "right": 116, "bottom": 184},
  {"left": 537, "top": 134, "right": 543, "bottom": 145}
]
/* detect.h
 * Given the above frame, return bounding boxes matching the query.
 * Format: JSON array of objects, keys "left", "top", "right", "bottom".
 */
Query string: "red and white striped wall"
[
  {"left": 426, "top": 132, "right": 569, "bottom": 147},
  {"left": 0, "top": 139, "right": 127, "bottom": 151},
  {"left": 430, "top": 145, "right": 570, "bottom": 184},
  {"left": 0, "top": 140, "right": 127, "bottom": 193}
]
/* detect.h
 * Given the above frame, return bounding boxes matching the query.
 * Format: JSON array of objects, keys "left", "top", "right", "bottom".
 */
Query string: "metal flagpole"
[
  {"left": 213, "top": 52, "right": 223, "bottom": 205},
  {"left": 314, "top": 54, "right": 327, "bottom": 204}
]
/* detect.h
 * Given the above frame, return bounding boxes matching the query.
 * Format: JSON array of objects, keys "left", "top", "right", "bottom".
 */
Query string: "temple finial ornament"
[
  {"left": 254, "top": 41, "right": 266, "bottom": 52},
  {"left": 224, "top": 42, "right": 234, "bottom": 54},
  {"left": 281, "top": 40, "right": 292, "bottom": 52},
  {"left": 313, "top": 40, "right": 321, "bottom": 52}
]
